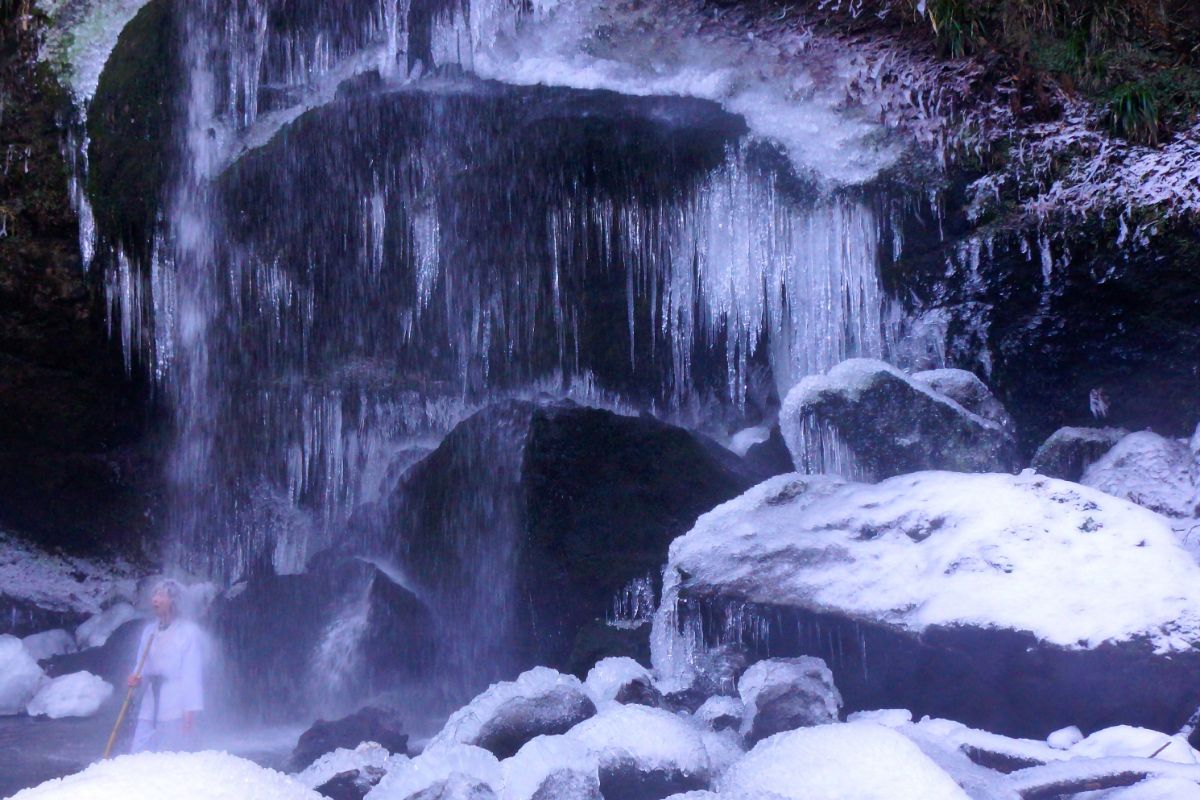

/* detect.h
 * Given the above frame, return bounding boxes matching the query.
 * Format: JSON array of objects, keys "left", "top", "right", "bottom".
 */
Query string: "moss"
[{"left": 86, "top": 0, "right": 176, "bottom": 263}]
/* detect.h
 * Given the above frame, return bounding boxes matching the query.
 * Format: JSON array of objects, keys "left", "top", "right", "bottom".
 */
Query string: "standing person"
[{"left": 126, "top": 579, "right": 206, "bottom": 753}]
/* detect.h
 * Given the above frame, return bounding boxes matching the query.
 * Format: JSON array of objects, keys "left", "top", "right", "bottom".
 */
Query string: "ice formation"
[{"left": 25, "top": 671, "right": 113, "bottom": 719}]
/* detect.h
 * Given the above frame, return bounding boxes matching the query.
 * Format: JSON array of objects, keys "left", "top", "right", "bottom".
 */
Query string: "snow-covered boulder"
[
  {"left": 25, "top": 671, "right": 112, "bottom": 718},
  {"left": 565, "top": 703, "right": 729, "bottom": 800},
  {"left": 294, "top": 741, "right": 402, "bottom": 794},
  {"left": 1031, "top": 426, "right": 1128, "bottom": 482},
  {"left": 1069, "top": 726, "right": 1200, "bottom": 764},
  {"left": 500, "top": 735, "right": 601, "bottom": 800},
  {"left": 780, "top": 359, "right": 1015, "bottom": 480},
  {"left": 585, "top": 657, "right": 661, "bottom": 707},
  {"left": 292, "top": 707, "right": 409, "bottom": 771},
  {"left": 0, "top": 633, "right": 46, "bottom": 715},
  {"left": 717, "top": 722, "right": 970, "bottom": 800},
  {"left": 74, "top": 602, "right": 140, "bottom": 649},
  {"left": 431, "top": 667, "right": 596, "bottom": 759},
  {"left": 912, "top": 368, "right": 1015, "bottom": 433},
  {"left": 737, "top": 657, "right": 841, "bottom": 743},
  {"left": 365, "top": 744, "right": 500, "bottom": 800},
  {"left": 1082, "top": 431, "right": 1198, "bottom": 519},
  {"left": 1047, "top": 725, "right": 1084, "bottom": 750},
  {"left": 21, "top": 629, "right": 77, "bottom": 662},
  {"left": 652, "top": 471, "right": 1200, "bottom": 738},
  {"left": 694, "top": 696, "right": 742, "bottom": 732},
  {"left": 9, "top": 751, "right": 322, "bottom": 800},
  {"left": 1094, "top": 778, "right": 1200, "bottom": 799}
]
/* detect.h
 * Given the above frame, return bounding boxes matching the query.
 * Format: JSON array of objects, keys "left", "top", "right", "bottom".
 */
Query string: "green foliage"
[
  {"left": 1104, "top": 81, "right": 1162, "bottom": 144},
  {"left": 925, "top": 0, "right": 986, "bottom": 57}
]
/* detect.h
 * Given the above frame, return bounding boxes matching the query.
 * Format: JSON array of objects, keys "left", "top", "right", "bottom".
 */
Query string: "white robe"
[{"left": 132, "top": 619, "right": 205, "bottom": 723}]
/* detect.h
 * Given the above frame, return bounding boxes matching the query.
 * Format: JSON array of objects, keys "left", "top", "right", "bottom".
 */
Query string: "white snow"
[
  {"left": 1082, "top": 431, "right": 1197, "bottom": 519},
  {"left": 25, "top": 671, "right": 113, "bottom": 718},
  {"left": 694, "top": 696, "right": 744, "bottom": 729},
  {"left": 499, "top": 735, "right": 600, "bottom": 800},
  {"left": 75, "top": 602, "right": 141, "bottom": 649},
  {"left": 1047, "top": 725, "right": 1084, "bottom": 750},
  {"left": 9, "top": 750, "right": 322, "bottom": 799},
  {"left": 0, "top": 531, "right": 136, "bottom": 620},
  {"left": 654, "top": 470, "right": 1200, "bottom": 662},
  {"left": 847, "top": 709, "right": 913, "bottom": 727},
  {"left": 293, "top": 741, "right": 402, "bottom": 789},
  {"left": 429, "top": 666, "right": 593, "bottom": 749},
  {"left": 565, "top": 703, "right": 713, "bottom": 779},
  {"left": 728, "top": 427, "right": 770, "bottom": 457},
  {"left": 0, "top": 634, "right": 46, "bottom": 715},
  {"left": 1090, "top": 777, "right": 1200, "bottom": 799},
  {"left": 584, "top": 657, "right": 653, "bottom": 705},
  {"left": 35, "top": 0, "right": 156, "bottom": 103},
  {"left": 21, "top": 629, "right": 77, "bottom": 661},
  {"left": 365, "top": 743, "right": 501, "bottom": 800},
  {"left": 737, "top": 656, "right": 841, "bottom": 738},
  {"left": 1069, "top": 726, "right": 1199, "bottom": 765},
  {"left": 718, "top": 721, "right": 970, "bottom": 800}
]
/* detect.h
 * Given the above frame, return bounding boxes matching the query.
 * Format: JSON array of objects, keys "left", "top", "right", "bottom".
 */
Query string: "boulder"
[
  {"left": 362, "top": 401, "right": 753, "bottom": 688},
  {"left": 365, "top": 744, "right": 500, "bottom": 800},
  {"left": 292, "top": 707, "right": 409, "bottom": 772},
  {"left": 693, "top": 696, "right": 742, "bottom": 732},
  {"left": 216, "top": 555, "right": 435, "bottom": 717},
  {"left": 737, "top": 657, "right": 842, "bottom": 743},
  {"left": 431, "top": 667, "right": 597, "bottom": 760},
  {"left": 585, "top": 658, "right": 661, "bottom": 708},
  {"left": 296, "top": 742, "right": 400, "bottom": 800},
  {"left": 741, "top": 425, "right": 796, "bottom": 481},
  {"left": 499, "top": 735, "right": 602, "bottom": 800},
  {"left": 42, "top": 618, "right": 144, "bottom": 685},
  {"left": 912, "top": 368, "right": 1015, "bottom": 433},
  {"left": 21, "top": 629, "right": 77, "bottom": 661},
  {"left": 75, "top": 602, "right": 141, "bottom": 649},
  {"left": 1081, "top": 430, "right": 1198, "bottom": 519},
  {"left": 0, "top": 634, "right": 46, "bottom": 715},
  {"left": 651, "top": 471, "right": 1200, "bottom": 738},
  {"left": 25, "top": 671, "right": 113, "bottom": 719},
  {"left": 1031, "top": 426, "right": 1129, "bottom": 481},
  {"left": 565, "top": 704, "right": 732, "bottom": 800},
  {"left": 781, "top": 359, "right": 1015, "bottom": 480},
  {"left": 716, "top": 722, "right": 969, "bottom": 800}
]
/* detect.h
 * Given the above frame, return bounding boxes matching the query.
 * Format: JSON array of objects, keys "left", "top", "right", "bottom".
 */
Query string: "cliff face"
[{"left": 0, "top": 5, "right": 159, "bottom": 556}]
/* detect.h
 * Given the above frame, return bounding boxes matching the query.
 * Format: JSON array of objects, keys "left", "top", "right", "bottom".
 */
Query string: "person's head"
[{"left": 150, "top": 579, "right": 183, "bottom": 622}]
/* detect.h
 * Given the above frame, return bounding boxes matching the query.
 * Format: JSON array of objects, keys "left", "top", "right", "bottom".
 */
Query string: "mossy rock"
[{"left": 87, "top": 0, "right": 177, "bottom": 262}]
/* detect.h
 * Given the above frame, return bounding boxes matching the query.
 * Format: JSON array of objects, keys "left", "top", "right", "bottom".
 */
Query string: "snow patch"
[
  {"left": 75, "top": 602, "right": 141, "bottom": 649},
  {"left": 0, "top": 532, "right": 136, "bottom": 619},
  {"left": 0, "top": 634, "right": 46, "bottom": 715},
  {"left": 293, "top": 741, "right": 401, "bottom": 790},
  {"left": 21, "top": 629, "right": 77, "bottom": 661},
  {"left": 25, "top": 671, "right": 113, "bottom": 718},
  {"left": 365, "top": 743, "right": 501, "bottom": 800}
]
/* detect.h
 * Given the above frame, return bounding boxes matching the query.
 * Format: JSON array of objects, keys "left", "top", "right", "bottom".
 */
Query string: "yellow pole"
[{"left": 103, "top": 632, "right": 155, "bottom": 759}]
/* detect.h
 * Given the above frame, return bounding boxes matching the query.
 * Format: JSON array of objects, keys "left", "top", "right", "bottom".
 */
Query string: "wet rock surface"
[
  {"left": 292, "top": 707, "right": 409, "bottom": 772},
  {"left": 1032, "top": 426, "right": 1129, "bottom": 482},
  {"left": 736, "top": 656, "right": 842, "bottom": 744}
]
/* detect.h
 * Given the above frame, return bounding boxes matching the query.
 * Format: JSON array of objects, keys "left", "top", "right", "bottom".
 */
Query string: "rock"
[
  {"left": 25, "top": 671, "right": 113, "bottom": 719},
  {"left": 1068, "top": 725, "right": 1199, "bottom": 764},
  {"left": 781, "top": 359, "right": 1015, "bottom": 480},
  {"left": 431, "top": 667, "right": 597, "bottom": 760},
  {"left": 741, "top": 425, "right": 796, "bottom": 481},
  {"left": 75, "top": 602, "right": 140, "bottom": 649},
  {"left": 564, "top": 620, "right": 652, "bottom": 679},
  {"left": 651, "top": 471, "right": 1200, "bottom": 738},
  {"left": 0, "top": 634, "right": 46, "bottom": 714},
  {"left": 716, "top": 722, "right": 969, "bottom": 800},
  {"left": 295, "top": 741, "right": 399, "bottom": 799},
  {"left": 737, "top": 657, "right": 842, "bottom": 743},
  {"left": 363, "top": 401, "right": 753, "bottom": 687},
  {"left": 1046, "top": 725, "right": 1083, "bottom": 750},
  {"left": 499, "top": 735, "right": 602, "bottom": 800},
  {"left": 42, "top": 618, "right": 144, "bottom": 685},
  {"left": 693, "top": 696, "right": 742, "bottom": 732},
  {"left": 1082, "top": 430, "right": 1198, "bottom": 519},
  {"left": 365, "top": 744, "right": 500, "bottom": 800},
  {"left": 292, "top": 707, "right": 409, "bottom": 772},
  {"left": 216, "top": 555, "right": 435, "bottom": 716},
  {"left": 1031, "top": 426, "right": 1129, "bottom": 481},
  {"left": 316, "top": 771, "right": 384, "bottom": 800},
  {"left": 21, "top": 629, "right": 77, "bottom": 661},
  {"left": 912, "top": 368, "right": 1015, "bottom": 433},
  {"left": 585, "top": 658, "right": 661, "bottom": 707},
  {"left": 565, "top": 704, "right": 728, "bottom": 800}
]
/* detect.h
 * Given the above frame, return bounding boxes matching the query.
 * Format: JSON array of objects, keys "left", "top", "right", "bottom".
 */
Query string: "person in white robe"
[{"left": 127, "top": 579, "right": 205, "bottom": 753}]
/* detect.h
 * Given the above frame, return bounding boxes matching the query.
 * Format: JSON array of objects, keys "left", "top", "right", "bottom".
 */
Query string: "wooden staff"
[{"left": 102, "top": 632, "right": 155, "bottom": 759}]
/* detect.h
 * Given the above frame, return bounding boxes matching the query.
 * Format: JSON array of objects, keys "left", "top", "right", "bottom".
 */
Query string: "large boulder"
[
  {"left": 0, "top": 634, "right": 46, "bottom": 714},
  {"left": 215, "top": 555, "right": 435, "bottom": 718},
  {"left": 292, "top": 707, "right": 409, "bottom": 772},
  {"left": 1031, "top": 426, "right": 1129, "bottom": 481},
  {"left": 912, "top": 368, "right": 1015, "bottom": 434},
  {"left": 716, "top": 722, "right": 969, "bottom": 800},
  {"left": 361, "top": 401, "right": 754, "bottom": 690},
  {"left": 584, "top": 658, "right": 661, "bottom": 708},
  {"left": 295, "top": 742, "right": 401, "bottom": 800},
  {"left": 1081, "top": 430, "right": 1198, "bottom": 519},
  {"left": 781, "top": 359, "right": 1016, "bottom": 480},
  {"left": 651, "top": 470, "right": 1200, "bottom": 738},
  {"left": 25, "top": 671, "right": 113, "bottom": 719},
  {"left": 736, "top": 657, "right": 842, "bottom": 744},
  {"left": 365, "top": 744, "right": 500, "bottom": 800},
  {"left": 499, "top": 736, "right": 602, "bottom": 800},
  {"left": 430, "top": 667, "right": 597, "bottom": 760},
  {"left": 42, "top": 618, "right": 144, "bottom": 685}
]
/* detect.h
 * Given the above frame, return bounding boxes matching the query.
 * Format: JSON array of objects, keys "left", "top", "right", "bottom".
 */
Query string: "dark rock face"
[
  {"left": 741, "top": 425, "right": 795, "bottom": 481},
  {"left": 0, "top": 9, "right": 158, "bottom": 558},
  {"left": 0, "top": 597, "right": 86, "bottom": 640},
  {"left": 42, "top": 618, "right": 143, "bottom": 684},
  {"left": 215, "top": 556, "right": 435, "bottom": 719},
  {"left": 597, "top": 769, "right": 706, "bottom": 800},
  {"left": 912, "top": 368, "right": 1015, "bottom": 434},
  {"left": 782, "top": 359, "right": 1016, "bottom": 480},
  {"left": 291, "top": 706, "right": 408, "bottom": 772},
  {"left": 1031, "top": 426, "right": 1128, "bottom": 481},
  {"left": 364, "top": 401, "right": 753, "bottom": 689},
  {"left": 676, "top": 593, "right": 1200, "bottom": 741}
]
